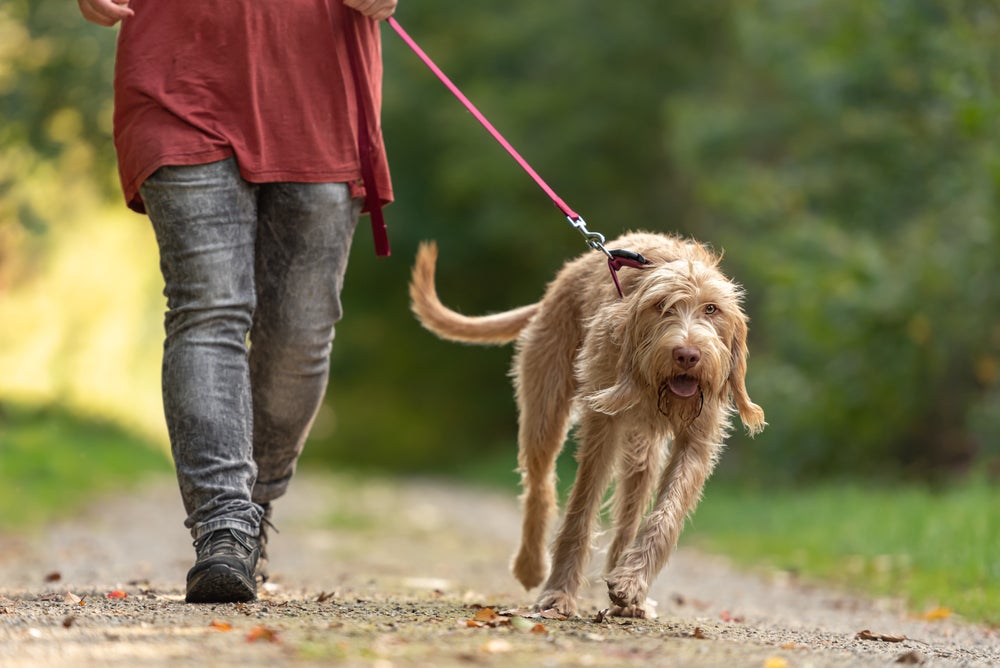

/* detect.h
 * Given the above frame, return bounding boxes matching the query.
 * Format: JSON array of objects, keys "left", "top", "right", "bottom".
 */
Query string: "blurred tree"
[
  {"left": 307, "top": 1, "right": 741, "bottom": 473},
  {"left": 0, "top": 0, "right": 119, "bottom": 292},
  {"left": 667, "top": 0, "right": 1000, "bottom": 480},
  {"left": 3, "top": 0, "right": 997, "bottom": 483}
]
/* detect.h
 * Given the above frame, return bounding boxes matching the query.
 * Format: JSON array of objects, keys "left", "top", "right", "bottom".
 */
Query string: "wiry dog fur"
[{"left": 409, "top": 232, "right": 765, "bottom": 618}]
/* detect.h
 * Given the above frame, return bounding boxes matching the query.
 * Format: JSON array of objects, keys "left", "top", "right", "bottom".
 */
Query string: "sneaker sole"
[{"left": 186, "top": 563, "right": 257, "bottom": 603}]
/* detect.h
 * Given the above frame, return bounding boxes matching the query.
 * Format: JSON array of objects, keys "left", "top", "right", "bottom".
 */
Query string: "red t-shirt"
[{"left": 113, "top": 0, "right": 393, "bottom": 214}]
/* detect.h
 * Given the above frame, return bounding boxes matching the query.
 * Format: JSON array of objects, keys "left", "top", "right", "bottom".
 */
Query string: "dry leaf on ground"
[
  {"left": 920, "top": 607, "right": 951, "bottom": 621},
  {"left": 246, "top": 626, "right": 280, "bottom": 643},
  {"left": 856, "top": 629, "right": 907, "bottom": 643}
]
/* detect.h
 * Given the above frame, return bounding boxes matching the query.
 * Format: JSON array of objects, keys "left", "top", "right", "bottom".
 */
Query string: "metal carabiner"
[{"left": 567, "top": 215, "right": 612, "bottom": 258}]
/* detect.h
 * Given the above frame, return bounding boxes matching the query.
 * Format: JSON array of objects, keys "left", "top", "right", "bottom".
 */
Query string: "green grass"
[
  {"left": 685, "top": 478, "right": 1000, "bottom": 625},
  {"left": 0, "top": 401, "right": 171, "bottom": 531},
  {"left": 452, "top": 453, "right": 999, "bottom": 625}
]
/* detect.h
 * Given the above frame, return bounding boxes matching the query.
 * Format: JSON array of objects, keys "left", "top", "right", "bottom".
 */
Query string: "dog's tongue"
[{"left": 668, "top": 375, "right": 700, "bottom": 398}]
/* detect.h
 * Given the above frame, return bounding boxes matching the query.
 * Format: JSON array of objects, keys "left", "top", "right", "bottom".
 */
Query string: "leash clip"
[
  {"left": 568, "top": 215, "right": 611, "bottom": 257},
  {"left": 567, "top": 215, "right": 650, "bottom": 299}
]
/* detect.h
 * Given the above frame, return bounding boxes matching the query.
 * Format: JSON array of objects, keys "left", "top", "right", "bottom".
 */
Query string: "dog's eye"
[{"left": 705, "top": 304, "right": 719, "bottom": 315}]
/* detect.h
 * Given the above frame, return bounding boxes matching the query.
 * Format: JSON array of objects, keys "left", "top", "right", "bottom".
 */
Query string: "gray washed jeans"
[{"left": 140, "top": 158, "right": 360, "bottom": 540}]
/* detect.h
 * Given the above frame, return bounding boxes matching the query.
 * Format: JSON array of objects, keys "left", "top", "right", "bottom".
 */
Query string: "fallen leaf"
[
  {"left": 209, "top": 620, "right": 232, "bottom": 632},
  {"left": 105, "top": 590, "right": 127, "bottom": 600},
  {"left": 44, "top": 572, "right": 61, "bottom": 583},
  {"left": 315, "top": 591, "right": 335, "bottom": 603},
  {"left": 719, "top": 610, "right": 745, "bottom": 623},
  {"left": 691, "top": 627, "right": 708, "bottom": 639},
  {"left": 246, "top": 626, "right": 280, "bottom": 643},
  {"left": 763, "top": 657, "right": 788, "bottom": 668},
  {"left": 781, "top": 642, "right": 803, "bottom": 650},
  {"left": 499, "top": 607, "right": 538, "bottom": 618},
  {"left": 63, "top": 593, "right": 81, "bottom": 605},
  {"left": 465, "top": 607, "right": 511, "bottom": 628},
  {"left": 856, "top": 629, "right": 907, "bottom": 643},
  {"left": 895, "top": 649, "right": 925, "bottom": 664},
  {"left": 594, "top": 608, "right": 610, "bottom": 623},
  {"left": 473, "top": 607, "right": 502, "bottom": 623},
  {"left": 539, "top": 609, "right": 568, "bottom": 620},
  {"left": 530, "top": 623, "right": 547, "bottom": 635},
  {"left": 920, "top": 606, "right": 951, "bottom": 621}
]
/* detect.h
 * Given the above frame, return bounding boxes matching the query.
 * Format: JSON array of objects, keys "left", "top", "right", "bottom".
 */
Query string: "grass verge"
[
  {"left": 0, "top": 401, "right": 171, "bottom": 531},
  {"left": 686, "top": 478, "right": 1000, "bottom": 625},
  {"left": 452, "top": 452, "right": 999, "bottom": 625}
]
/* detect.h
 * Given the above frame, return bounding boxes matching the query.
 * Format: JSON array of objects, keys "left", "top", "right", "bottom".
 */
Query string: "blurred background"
[{"left": 0, "top": 0, "right": 997, "bottom": 621}]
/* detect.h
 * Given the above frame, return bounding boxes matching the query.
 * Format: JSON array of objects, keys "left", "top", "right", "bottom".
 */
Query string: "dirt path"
[{"left": 0, "top": 473, "right": 996, "bottom": 667}]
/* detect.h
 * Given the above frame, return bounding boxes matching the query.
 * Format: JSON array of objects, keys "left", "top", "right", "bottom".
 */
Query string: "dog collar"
[{"left": 607, "top": 249, "right": 651, "bottom": 299}]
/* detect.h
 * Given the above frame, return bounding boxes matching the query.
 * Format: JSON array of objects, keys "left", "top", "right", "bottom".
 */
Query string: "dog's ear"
[
  {"left": 728, "top": 314, "right": 766, "bottom": 435},
  {"left": 585, "top": 303, "right": 642, "bottom": 415}
]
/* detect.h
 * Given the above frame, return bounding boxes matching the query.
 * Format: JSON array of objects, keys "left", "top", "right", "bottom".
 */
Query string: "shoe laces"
[
  {"left": 194, "top": 528, "right": 255, "bottom": 558},
  {"left": 259, "top": 504, "right": 279, "bottom": 543}
]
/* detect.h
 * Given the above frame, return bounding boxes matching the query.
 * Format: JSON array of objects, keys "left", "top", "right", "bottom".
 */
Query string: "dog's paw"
[
  {"left": 604, "top": 598, "right": 658, "bottom": 619},
  {"left": 535, "top": 589, "right": 578, "bottom": 618},
  {"left": 605, "top": 568, "right": 648, "bottom": 610},
  {"left": 511, "top": 547, "right": 549, "bottom": 590}
]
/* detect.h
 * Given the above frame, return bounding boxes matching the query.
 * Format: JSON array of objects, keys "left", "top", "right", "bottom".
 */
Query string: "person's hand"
[
  {"left": 78, "top": 0, "right": 134, "bottom": 27},
  {"left": 344, "top": 0, "right": 397, "bottom": 21}
]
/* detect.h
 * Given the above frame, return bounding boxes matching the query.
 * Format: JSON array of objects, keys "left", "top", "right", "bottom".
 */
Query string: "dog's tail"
[{"left": 409, "top": 241, "right": 539, "bottom": 345}]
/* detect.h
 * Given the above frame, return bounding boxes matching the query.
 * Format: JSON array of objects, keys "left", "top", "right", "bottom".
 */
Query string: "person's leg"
[
  {"left": 249, "top": 182, "right": 360, "bottom": 506},
  {"left": 140, "top": 158, "right": 263, "bottom": 601}
]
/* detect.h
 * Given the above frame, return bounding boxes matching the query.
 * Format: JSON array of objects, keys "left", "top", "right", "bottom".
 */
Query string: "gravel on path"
[{"left": 0, "top": 472, "right": 996, "bottom": 667}]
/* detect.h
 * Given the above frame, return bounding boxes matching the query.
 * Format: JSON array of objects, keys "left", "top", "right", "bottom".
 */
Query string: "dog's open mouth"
[{"left": 666, "top": 374, "right": 700, "bottom": 398}]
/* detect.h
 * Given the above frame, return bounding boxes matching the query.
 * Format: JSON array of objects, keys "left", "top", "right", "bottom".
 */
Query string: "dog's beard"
[{"left": 658, "top": 381, "right": 704, "bottom": 423}]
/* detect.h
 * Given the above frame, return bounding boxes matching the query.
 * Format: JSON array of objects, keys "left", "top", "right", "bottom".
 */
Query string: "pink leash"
[{"left": 386, "top": 17, "right": 649, "bottom": 296}]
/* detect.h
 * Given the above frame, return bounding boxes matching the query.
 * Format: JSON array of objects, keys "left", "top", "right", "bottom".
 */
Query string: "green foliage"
[
  {"left": 2, "top": 0, "right": 999, "bottom": 483},
  {"left": 315, "top": 0, "right": 1000, "bottom": 481},
  {"left": 0, "top": 402, "right": 171, "bottom": 530},
  {"left": 668, "top": 0, "right": 1000, "bottom": 479},
  {"left": 687, "top": 478, "right": 1000, "bottom": 624}
]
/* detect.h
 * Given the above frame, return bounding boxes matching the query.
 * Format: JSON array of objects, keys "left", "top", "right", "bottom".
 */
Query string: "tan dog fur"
[{"left": 409, "top": 232, "right": 765, "bottom": 617}]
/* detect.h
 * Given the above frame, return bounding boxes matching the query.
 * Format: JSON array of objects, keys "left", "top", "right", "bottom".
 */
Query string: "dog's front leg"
[
  {"left": 536, "top": 412, "right": 619, "bottom": 617},
  {"left": 605, "top": 429, "right": 719, "bottom": 615},
  {"left": 605, "top": 431, "right": 663, "bottom": 574}
]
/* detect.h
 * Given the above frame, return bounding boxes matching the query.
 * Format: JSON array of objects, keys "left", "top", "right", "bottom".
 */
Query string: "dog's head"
[{"left": 588, "top": 253, "right": 766, "bottom": 435}]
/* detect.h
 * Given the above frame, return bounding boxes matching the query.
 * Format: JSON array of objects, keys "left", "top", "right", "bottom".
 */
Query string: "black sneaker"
[{"left": 185, "top": 528, "right": 260, "bottom": 603}]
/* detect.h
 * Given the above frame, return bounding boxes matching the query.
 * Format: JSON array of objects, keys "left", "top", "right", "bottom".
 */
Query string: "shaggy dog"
[{"left": 409, "top": 232, "right": 765, "bottom": 618}]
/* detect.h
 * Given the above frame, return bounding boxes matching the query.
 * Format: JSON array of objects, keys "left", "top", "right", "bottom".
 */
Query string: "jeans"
[{"left": 140, "top": 158, "right": 360, "bottom": 540}]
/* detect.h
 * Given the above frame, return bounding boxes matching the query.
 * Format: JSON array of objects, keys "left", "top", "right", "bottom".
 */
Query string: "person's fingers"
[
  {"left": 78, "top": 0, "right": 134, "bottom": 27},
  {"left": 344, "top": 0, "right": 397, "bottom": 21}
]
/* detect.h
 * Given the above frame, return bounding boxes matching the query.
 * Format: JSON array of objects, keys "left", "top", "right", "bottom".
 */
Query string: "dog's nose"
[{"left": 673, "top": 346, "right": 701, "bottom": 371}]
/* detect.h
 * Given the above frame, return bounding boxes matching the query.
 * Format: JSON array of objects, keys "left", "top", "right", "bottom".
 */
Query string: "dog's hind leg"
[
  {"left": 535, "top": 411, "right": 620, "bottom": 617},
  {"left": 605, "top": 428, "right": 719, "bottom": 612},
  {"left": 605, "top": 431, "right": 663, "bottom": 575},
  {"left": 510, "top": 325, "right": 578, "bottom": 591}
]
